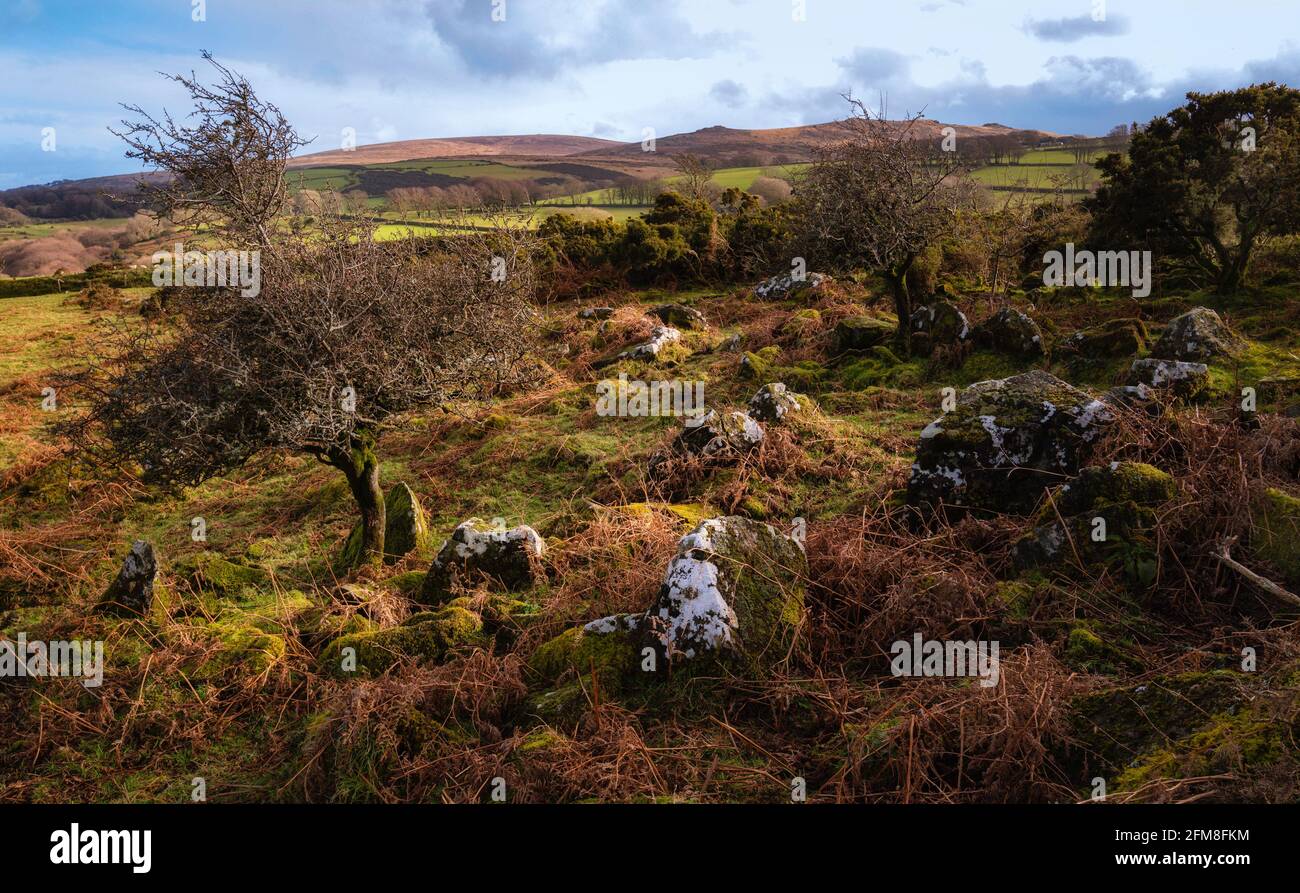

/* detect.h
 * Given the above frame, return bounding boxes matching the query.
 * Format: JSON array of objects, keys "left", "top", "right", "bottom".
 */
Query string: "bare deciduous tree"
[
  {"left": 112, "top": 51, "right": 307, "bottom": 249},
  {"left": 795, "top": 96, "right": 971, "bottom": 349},
  {"left": 62, "top": 58, "right": 540, "bottom": 566}
]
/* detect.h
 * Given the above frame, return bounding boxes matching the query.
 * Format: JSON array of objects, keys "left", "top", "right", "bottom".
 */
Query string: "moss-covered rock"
[
  {"left": 418, "top": 519, "right": 544, "bottom": 606},
  {"left": 527, "top": 622, "right": 641, "bottom": 692},
  {"left": 1059, "top": 317, "right": 1149, "bottom": 358},
  {"left": 739, "top": 345, "right": 780, "bottom": 380},
  {"left": 650, "top": 302, "right": 706, "bottom": 329},
  {"left": 339, "top": 481, "right": 431, "bottom": 569},
  {"left": 1128, "top": 358, "right": 1209, "bottom": 400},
  {"left": 1253, "top": 487, "right": 1300, "bottom": 585},
  {"left": 319, "top": 605, "right": 485, "bottom": 676},
  {"left": 1013, "top": 462, "right": 1175, "bottom": 579},
  {"left": 187, "top": 551, "right": 268, "bottom": 598},
  {"left": 907, "top": 370, "right": 1115, "bottom": 515},
  {"left": 1151, "top": 307, "right": 1244, "bottom": 362},
  {"left": 973, "top": 306, "right": 1045, "bottom": 358},
  {"left": 1068, "top": 671, "right": 1246, "bottom": 776},
  {"left": 834, "top": 316, "right": 895, "bottom": 353},
  {"left": 189, "top": 620, "right": 287, "bottom": 680}
]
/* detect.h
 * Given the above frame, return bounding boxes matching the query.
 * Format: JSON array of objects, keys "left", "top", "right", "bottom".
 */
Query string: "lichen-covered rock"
[
  {"left": 618, "top": 325, "right": 682, "bottom": 361},
  {"left": 834, "top": 316, "right": 895, "bottom": 352},
  {"left": 418, "top": 519, "right": 545, "bottom": 606},
  {"left": 320, "top": 605, "right": 485, "bottom": 676},
  {"left": 577, "top": 517, "right": 807, "bottom": 673},
  {"left": 1253, "top": 487, "right": 1300, "bottom": 585},
  {"left": 676, "top": 409, "right": 765, "bottom": 456},
  {"left": 1100, "top": 383, "right": 1156, "bottom": 412},
  {"left": 1012, "top": 462, "right": 1175, "bottom": 575},
  {"left": 973, "top": 307, "right": 1045, "bottom": 358},
  {"left": 1059, "top": 317, "right": 1149, "bottom": 357},
  {"left": 98, "top": 540, "right": 158, "bottom": 615},
  {"left": 650, "top": 302, "right": 706, "bottom": 329},
  {"left": 1151, "top": 307, "right": 1243, "bottom": 362},
  {"left": 1128, "top": 358, "right": 1209, "bottom": 399},
  {"left": 909, "top": 299, "right": 970, "bottom": 354},
  {"left": 753, "top": 271, "right": 829, "bottom": 300},
  {"left": 578, "top": 306, "right": 614, "bottom": 320},
  {"left": 907, "top": 370, "right": 1115, "bottom": 515},
  {"left": 645, "top": 517, "right": 807, "bottom": 666},
  {"left": 747, "top": 383, "right": 802, "bottom": 423}
]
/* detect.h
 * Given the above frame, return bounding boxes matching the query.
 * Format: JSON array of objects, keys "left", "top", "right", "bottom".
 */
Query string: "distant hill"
[
  {"left": 2, "top": 118, "right": 1077, "bottom": 217},
  {"left": 288, "top": 134, "right": 625, "bottom": 168}
]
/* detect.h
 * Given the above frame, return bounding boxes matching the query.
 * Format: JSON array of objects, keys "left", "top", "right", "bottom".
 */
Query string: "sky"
[{"left": 1, "top": 0, "right": 1299, "bottom": 188}]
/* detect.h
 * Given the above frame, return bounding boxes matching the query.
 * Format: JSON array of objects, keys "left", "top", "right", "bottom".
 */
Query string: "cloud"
[
  {"left": 424, "top": 0, "right": 732, "bottom": 79},
  {"left": 710, "top": 79, "right": 748, "bottom": 108},
  {"left": 837, "top": 47, "right": 911, "bottom": 84},
  {"left": 1024, "top": 14, "right": 1130, "bottom": 43}
]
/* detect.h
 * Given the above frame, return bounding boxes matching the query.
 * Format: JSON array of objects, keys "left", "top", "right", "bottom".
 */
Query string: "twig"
[{"left": 1213, "top": 536, "right": 1300, "bottom": 608}]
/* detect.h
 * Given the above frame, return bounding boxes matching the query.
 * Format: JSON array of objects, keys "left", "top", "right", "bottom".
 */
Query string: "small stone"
[
  {"left": 747, "top": 383, "right": 802, "bottom": 423},
  {"left": 98, "top": 540, "right": 158, "bottom": 615}
]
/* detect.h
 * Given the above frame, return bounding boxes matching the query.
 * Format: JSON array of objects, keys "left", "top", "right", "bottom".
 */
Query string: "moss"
[
  {"left": 1053, "top": 462, "right": 1176, "bottom": 518},
  {"left": 616, "top": 502, "right": 713, "bottom": 529},
  {"left": 834, "top": 315, "right": 895, "bottom": 352},
  {"left": 186, "top": 551, "right": 268, "bottom": 598},
  {"left": 319, "top": 605, "right": 485, "bottom": 676},
  {"left": 740, "top": 345, "right": 781, "bottom": 381},
  {"left": 189, "top": 621, "right": 286, "bottom": 679},
  {"left": 527, "top": 625, "right": 639, "bottom": 692},
  {"left": 992, "top": 580, "right": 1036, "bottom": 620},
  {"left": 1114, "top": 705, "right": 1291, "bottom": 792},
  {"left": 384, "top": 570, "right": 427, "bottom": 597},
  {"left": 1068, "top": 670, "right": 1246, "bottom": 774},
  {"left": 1253, "top": 487, "right": 1300, "bottom": 584}
]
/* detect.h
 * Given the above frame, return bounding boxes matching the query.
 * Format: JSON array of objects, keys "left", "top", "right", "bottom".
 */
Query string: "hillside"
[{"left": 288, "top": 134, "right": 626, "bottom": 168}]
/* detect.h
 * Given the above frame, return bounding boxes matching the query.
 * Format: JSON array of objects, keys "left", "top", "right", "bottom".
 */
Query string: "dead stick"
[{"left": 1213, "top": 536, "right": 1300, "bottom": 608}]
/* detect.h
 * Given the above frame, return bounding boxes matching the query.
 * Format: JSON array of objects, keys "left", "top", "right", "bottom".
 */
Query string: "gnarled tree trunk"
[{"left": 327, "top": 432, "right": 385, "bottom": 565}]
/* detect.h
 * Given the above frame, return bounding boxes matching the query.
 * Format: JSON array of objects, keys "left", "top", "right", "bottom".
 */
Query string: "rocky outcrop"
[
  {"left": 419, "top": 519, "right": 545, "bottom": 605},
  {"left": 1150, "top": 308, "right": 1243, "bottom": 362},
  {"left": 907, "top": 370, "right": 1115, "bottom": 515},
  {"left": 754, "top": 271, "right": 829, "bottom": 300},
  {"left": 747, "top": 383, "right": 802, "bottom": 423},
  {"left": 973, "top": 307, "right": 1046, "bottom": 358},
  {"left": 98, "top": 540, "right": 158, "bottom": 616}
]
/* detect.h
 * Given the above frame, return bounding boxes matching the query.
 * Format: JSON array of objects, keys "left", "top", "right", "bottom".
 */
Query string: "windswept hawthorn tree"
[
  {"left": 61, "top": 56, "right": 539, "bottom": 565},
  {"left": 1087, "top": 83, "right": 1300, "bottom": 294},
  {"left": 794, "top": 96, "right": 970, "bottom": 350}
]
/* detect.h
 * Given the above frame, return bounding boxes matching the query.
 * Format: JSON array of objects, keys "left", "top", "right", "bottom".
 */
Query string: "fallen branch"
[{"left": 1213, "top": 536, "right": 1300, "bottom": 609}]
